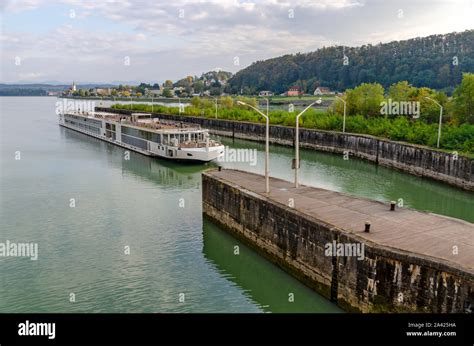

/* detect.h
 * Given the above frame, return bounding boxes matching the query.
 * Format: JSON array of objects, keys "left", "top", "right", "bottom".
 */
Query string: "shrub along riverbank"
[{"left": 111, "top": 102, "right": 474, "bottom": 156}]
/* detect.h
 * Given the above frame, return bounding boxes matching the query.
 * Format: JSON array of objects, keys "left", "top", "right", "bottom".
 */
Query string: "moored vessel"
[{"left": 59, "top": 111, "right": 224, "bottom": 162}]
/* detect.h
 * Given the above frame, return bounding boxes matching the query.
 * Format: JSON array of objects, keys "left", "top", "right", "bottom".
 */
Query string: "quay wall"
[
  {"left": 96, "top": 107, "right": 474, "bottom": 191},
  {"left": 202, "top": 171, "right": 474, "bottom": 313}
]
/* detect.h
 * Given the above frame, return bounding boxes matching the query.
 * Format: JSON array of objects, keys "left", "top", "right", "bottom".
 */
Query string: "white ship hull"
[{"left": 59, "top": 113, "right": 224, "bottom": 163}]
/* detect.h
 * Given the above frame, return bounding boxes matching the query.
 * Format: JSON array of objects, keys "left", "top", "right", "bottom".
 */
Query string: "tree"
[
  {"left": 137, "top": 83, "right": 151, "bottom": 94},
  {"left": 346, "top": 83, "right": 385, "bottom": 117},
  {"left": 164, "top": 80, "right": 173, "bottom": 88},
  {"left": 190, "top": 97, "right": 201, "bottom": 108},
  {"left": 452, "top": 73, "right": 474, "bottom": 124},
  {"left": 388, "top": 81, "right": 415, "bottom": 101},
  {"left": 162, "top": 88, "right": 173, "bottom": 98},
  {"left": 193, "top": 81, "right": 204, "bottom": 94},
  {"left": 209, "top": 86, "right": 222, "bottom": 96},
  {"left": 227, "top": 31, "right": 474, "bottom": 93},
  {"left": 220, "top": 96, "right": 233, "bottom": 108},
  {"left": 436, "top": 64, "right": 451, "bottom": 89}
]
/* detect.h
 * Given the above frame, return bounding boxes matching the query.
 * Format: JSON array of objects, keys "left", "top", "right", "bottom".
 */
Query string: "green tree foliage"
[
  {"left": 452, "top": 73, "right": 474, "bottom": 124},
  {"left": 228, "top": 30, "right": 474, "bottom": 94},
  {"left": 162, "top": 88, "right": 173, "bottom": 98},
  {"left": 219, "top": 96, "right": 234, "bottom": 108},
  {"left": 136, "top": 83, "right": 152, "bottom": 94},
  {"left": 193, "top": 81, "right": 204, "bottom": 94},
  {"left": 388, "top": 81, "right": 416, "bottom": 101},
  {"left": 209, "top": 86, "right": 223, "bottom": 96},
  {"left": 346, "top": 83, "right": 385, "bottom": 117},
  {"left": 190, "top": 97, "right": 201, "bottom": 107}
]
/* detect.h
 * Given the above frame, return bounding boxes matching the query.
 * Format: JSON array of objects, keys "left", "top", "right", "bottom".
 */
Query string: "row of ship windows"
[
  {"left": 65, "top": 115, "right": 102, "bottom": 127},
  {"left": 121, "top": 133, "right": 148, "bottom": 150},
  {"left": 121, "top": 126, "right": 161, "bottom": 143},
  {"left": 65, "top": 121, "right": 175, "bottom": 154},
  {"left": 65, "top": 120, "right": 101, "bottom": 134}
]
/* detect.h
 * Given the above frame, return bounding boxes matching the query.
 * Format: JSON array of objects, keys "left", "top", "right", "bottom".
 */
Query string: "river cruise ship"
[{"left": 59, "top": 111, "right": 225, "bottom": 162}]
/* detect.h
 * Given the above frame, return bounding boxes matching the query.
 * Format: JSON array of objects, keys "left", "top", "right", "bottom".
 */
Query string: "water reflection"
[
  {"left": 61, "top": 127, "right": 210, "bottom": 190},
  {"left": 202, "top": 220, "right": 342, "bottom": 313}
]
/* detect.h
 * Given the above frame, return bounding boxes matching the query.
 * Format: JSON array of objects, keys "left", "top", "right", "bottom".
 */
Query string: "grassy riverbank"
[{"left": 111, "top": 103, "right": 474, "bottom": 156}]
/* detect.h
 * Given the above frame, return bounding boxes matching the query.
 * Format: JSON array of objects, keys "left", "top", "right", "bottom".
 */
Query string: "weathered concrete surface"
[
  {"left": 202, "top": 169, "right": 474, "bottom": 313},
  {"left": 97, "top": 107, "right": 474, "bottom": 191}
]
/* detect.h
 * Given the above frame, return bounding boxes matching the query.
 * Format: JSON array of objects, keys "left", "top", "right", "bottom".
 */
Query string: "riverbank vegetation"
[{"left": 112, "top": 75, "right": 474, "bottom": 155}]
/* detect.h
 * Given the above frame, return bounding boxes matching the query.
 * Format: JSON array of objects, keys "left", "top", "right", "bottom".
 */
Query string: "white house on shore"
[
  {"left": 258, "top": 90, "right": 274, "bottom": 97},
  {"left": 148, "top": 88, "right": 164, "bottom": 97},
  {"left": 314, "top": 87, "right": 334, "bottom": 95}
]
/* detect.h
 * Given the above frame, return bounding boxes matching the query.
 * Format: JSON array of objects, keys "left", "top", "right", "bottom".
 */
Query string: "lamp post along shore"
[
  {"left": 425, "top": 97, "right": 443, "bottom": 148},
  {"left": 237, "top": 99, "right": 270, "bottom": 193},
  {"left": 295, "top": 99, "right": 322, "bottom": 188},
  {"left": 210, "top": 96, "right": 218, "bottom": 118},
  {"left": 334, "top": 95, "right": 347, "bottom": 133}
]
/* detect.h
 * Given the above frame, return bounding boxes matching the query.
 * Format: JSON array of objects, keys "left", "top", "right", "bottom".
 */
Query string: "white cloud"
[{"left": 1, "top": 0, "right": 472, "bottom": 83}]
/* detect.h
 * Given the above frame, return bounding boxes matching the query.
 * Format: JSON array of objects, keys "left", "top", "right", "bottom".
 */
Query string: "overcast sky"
[{"left": 1, "top": 0, "right": 473, "bottom": 84}]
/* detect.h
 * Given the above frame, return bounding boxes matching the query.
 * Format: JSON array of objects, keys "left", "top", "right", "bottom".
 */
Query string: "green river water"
[{"left": 0, "top": 97, "right": 472, "bottom": 313}]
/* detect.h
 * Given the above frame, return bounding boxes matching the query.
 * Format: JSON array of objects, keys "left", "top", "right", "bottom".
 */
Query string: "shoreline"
[{"left": 96, "top": 107, "right": 474, "bottom": 191}]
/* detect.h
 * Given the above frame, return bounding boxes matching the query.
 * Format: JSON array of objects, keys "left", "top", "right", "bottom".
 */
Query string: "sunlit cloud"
[{"left": 1, "top": 0, "right": 472, "bottom": 83}]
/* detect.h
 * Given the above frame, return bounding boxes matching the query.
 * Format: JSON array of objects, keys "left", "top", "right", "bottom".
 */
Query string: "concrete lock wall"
[
  {"left": 202, "top": 172, "right": 474, "bottom": 313},
  {"left": 97, "top": 107, "right": 473, "bottom": 191}
]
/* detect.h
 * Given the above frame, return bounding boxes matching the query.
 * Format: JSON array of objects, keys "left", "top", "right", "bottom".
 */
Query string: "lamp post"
[
  {"left": 151, "top": 96, "right": 154, "bottom": 113},
  {"left": 334, "top": 95, "right": 347, "bottom": 133},
  {"left": 178, "top": 97, "right": 182, "bottom": 114},
  {"left": 210, "top": 96, "right": 218, "bottom": 119},
  {"left": 237, "top": 98, "right": 270, "bottom": 193},
  {"left": 424, "top": 97, "right": 443, "bottom": 148},
  {"left": 295, "top": 99, "right": 322, "bottom": 188}
]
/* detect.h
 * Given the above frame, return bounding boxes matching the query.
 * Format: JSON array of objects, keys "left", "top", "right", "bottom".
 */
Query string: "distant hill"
[
  {"left": 174, "top": 70, "right": 233, "bottom": 88},
  {"left": 227, "top": 30, "right": 474, "bottom": 95},
  {"left": 0, "top": 83, "right": 117, "bottom": 96}
]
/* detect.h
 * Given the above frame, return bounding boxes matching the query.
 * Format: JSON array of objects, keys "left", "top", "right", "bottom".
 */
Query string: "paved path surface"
[{"left": 207, "top": 169, "right": 474, "bottom": 272}]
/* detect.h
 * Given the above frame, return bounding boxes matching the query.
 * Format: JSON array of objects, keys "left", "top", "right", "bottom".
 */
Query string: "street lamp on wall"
[
  {"left": 294, "top": 99, "right": 322, "bottom": 188},
  {"left": 424, "top": 97, "right": 443, "bottom": 148},
  {"left": 334, "top": 95, "right": 347, "bottom": 133},
  {"left": 237, "top": 99, "right": 270, "bottom": 193}
]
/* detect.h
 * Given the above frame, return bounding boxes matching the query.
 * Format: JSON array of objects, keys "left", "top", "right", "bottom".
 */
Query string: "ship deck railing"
[
  {"left": 67, "top": 111, "right": 205, "bottom": 133},
  {"left": 178, "top": 141, "right": 221, "bottom": 148}
]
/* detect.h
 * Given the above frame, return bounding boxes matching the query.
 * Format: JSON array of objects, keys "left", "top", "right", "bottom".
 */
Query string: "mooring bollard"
[
  {"left": 218, "top": 166, "right": 222, "bottom": 172},
  {"left": 364, "top": 221, "right": 371, "bottom": 233},
  {"left": 390, "top": 201, "right": 396, "bottom": 211}
]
